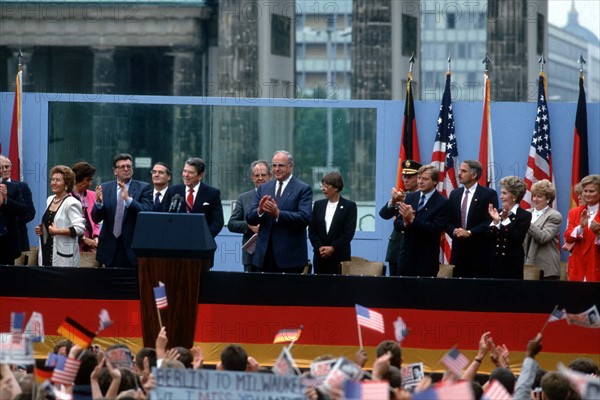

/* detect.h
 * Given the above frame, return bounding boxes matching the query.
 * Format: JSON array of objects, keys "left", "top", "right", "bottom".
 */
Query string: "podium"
[{"left": 132, "top": 212, "right": 216, "bottom": 349}]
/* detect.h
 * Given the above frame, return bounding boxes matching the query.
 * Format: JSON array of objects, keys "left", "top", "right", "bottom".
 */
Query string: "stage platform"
[{"left": 1, "top": 266, "right": 598, "bottom": 373}]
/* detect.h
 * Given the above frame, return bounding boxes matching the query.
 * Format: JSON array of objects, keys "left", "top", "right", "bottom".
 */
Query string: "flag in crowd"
[
  {"left": 547, "top": 306, "right": 567, "bottom": 323},
  {"left": 10, "top": 311, "right": 25, "bottom": 343},
  {"left": 412, "top": 380, "right": 474, "bottom": 400},
  {"left": 478, "top": 68, "right": 495, "bottom": 190},
  {"left": 153, "top": 281, "right": 168, "bottom": 310},
  {"left": 272, "top": 347, "right": 298, "bottom": 376},
  {"left": 8, "top": 59, "right": 23, "bottom": 181},
  {"left": 441, "top": 347, "right": 469, "bottom": 376},
  {"left": 344, "top": 380, "right": 390, "bottom": 400},
  {"left": 25, "top": 311, "right": 45, "bottom": 342},
  {"left": 566, "top": 305, "right": 600, "bottom": 329},
  {"left": 558, "top": 362, "right": 600, "bottom": 398},
  {"left": 98, "top": 308, "right": 113, "bottom": 332},
  {"left": 355, "top": 304, "right": 385, "bottom": 333},
  {"left": 34, "top": 360, "right": 54, "bottom": 384},
  {"left": 393, "top": 316, "right": 408, "bottom": 343},
  {"left": 570, "top": 70, "right": 589, "bottom": 208},
  {"left": 57, "top": 317, "right": 95, "bottom": 348},
  {"left": 273, "top": 327, "right": 303, "bottom": 344},
  {"left": 483, "top": 379, "right": 513, "bottom": 400},
  {"left": 522, "top": 72, "right": 554, "bottom": 209},
  {"left": 396, "top": 69, "right": 421, "bottom": 191},
  {"left": 51, "top": 355, "right": 81, "bottom": 386},
  {"left": 431, "top": 72, "right": 459, "bottom": 264}
]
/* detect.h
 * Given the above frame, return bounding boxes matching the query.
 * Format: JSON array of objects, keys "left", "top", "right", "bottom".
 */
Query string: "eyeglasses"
[
  {"left": 116, "top": 164, "right": 133, "bottom": 170},
  {"left": 0, "top": 165, "right": 11, "bottom": 170},
  {"left": 320, "top": 183, "right": 333, "bottom": 189},
  {"left": 272, "top": 163, "right": 289, "bottom": 169}
]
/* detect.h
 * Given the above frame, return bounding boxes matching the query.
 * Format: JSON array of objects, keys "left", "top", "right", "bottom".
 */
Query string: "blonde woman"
[
  {"left": 524, "top": 180, "right": 562, "bottom": 279},
  {"left": 35, "top": 165, "right": 85, "bottom": 267}
]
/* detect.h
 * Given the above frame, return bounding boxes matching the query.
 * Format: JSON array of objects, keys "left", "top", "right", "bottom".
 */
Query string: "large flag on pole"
[
  {"left": 570, "top": 72, "right": 589, "bottom": 208},
  {"left": 522, "top": 72, "right": 554, "bottom": 209},
  {"left": 8, "top": 62, "right": 23, "bottom": 181},
  {"left": 431, "top": 72, "right": 458, "bottom": 264},
  {"left": 478, "top": 71, "right": 495, "bottom": 189},
  {"left": 396, "top": 71, "right": 420, "bottom": 191}
]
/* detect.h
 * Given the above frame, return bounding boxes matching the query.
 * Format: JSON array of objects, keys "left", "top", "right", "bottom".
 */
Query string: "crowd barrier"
[{"left": 1, "top": 266, "right": 598, "bottom": 373}]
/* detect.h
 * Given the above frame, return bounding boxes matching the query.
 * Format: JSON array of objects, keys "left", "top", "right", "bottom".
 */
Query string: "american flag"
[
  {"left": 413, "top": 380, "right": 474, "bottom": 400},
  {"left": 355, "top": 304, "right": 385, "bottom": 333},
  {"left": 11, "top": 311, "right": 25, "bottom": 343},
  {"left": 431, "top": 73, "right": 459, "bottom": 264},
  {"left": 548, "top": 305, "right": 567, "bottom": 322},
  {"left": 344, "top": 380, "right": 390, "bottom": 400},
  {"left": 484, "top": 379, "right": 512, "bottom": 400},
  {"left": 153, "top": 281, "right": 168, "bottom": 309},
  {"left": 98, "top": 309, "right": 113, "bottom": 332},
  {"left": 522, "top": 72, "right": 553, "bottom": 209},
  {"left": 441, "top": 347, "right": 469, "bottom": 376},
  {"left": 51, "top": 355, "right": 81, "bottom": 386}
]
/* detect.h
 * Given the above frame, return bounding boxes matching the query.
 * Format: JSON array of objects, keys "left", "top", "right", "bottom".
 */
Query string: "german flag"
[
  {"left": 57, "top": 317, "right": 95, "bottom": 348},
  {"left": 273, "top": 327, "right": 303, "bottom": 344},
  {"left": 34, "top": 360, "right": 53, "bottom": 384}
]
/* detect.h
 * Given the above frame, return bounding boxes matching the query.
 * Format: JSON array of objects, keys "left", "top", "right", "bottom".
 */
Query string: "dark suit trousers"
[
  {"left": 261, "top": 237, "right": 304, "bottom": 274},
  {"left": 106, "top": 236, "right": 136, "bottom": 269},
  {"left": 0, "top": 236, "right": 15, "bottom": 265}
]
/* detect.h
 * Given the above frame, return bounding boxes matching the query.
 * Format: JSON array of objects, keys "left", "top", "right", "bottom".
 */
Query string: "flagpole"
[
  {"left": 540, "top": 305, "right": 558, "bottom": 334},
  {"left": 357, "top": 324, "right": 363, "bottom": 350},
  {"left": 156, "top": 308, "right": 163, "bottom": 328}
]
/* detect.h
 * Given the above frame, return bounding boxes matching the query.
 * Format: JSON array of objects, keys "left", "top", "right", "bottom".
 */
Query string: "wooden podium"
[{"left": 132, "top": 212, "right": 216, "bottom": 349}]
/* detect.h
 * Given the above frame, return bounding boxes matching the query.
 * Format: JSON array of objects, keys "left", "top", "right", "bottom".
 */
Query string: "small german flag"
[
  {"left": 273, "top": 327, "right": 303, "bottom": 344},
  {"left": 34, "top": 360, "right": 53, "bottom": 384},
  {"left": 57, "top": 317, "right": 95, "bottom": 348}
]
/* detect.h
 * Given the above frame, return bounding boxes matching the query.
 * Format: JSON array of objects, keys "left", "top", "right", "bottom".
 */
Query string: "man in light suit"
[
  {"left": 0, "top": 155, "right": 36, "bottom": 253},
  {"left": 162, "top": 157, "right": 224, "bottom": 239},
  {"left": 92, "top": 153, "right": 153, "bottom": 268},
  {"left": 228, "top": 160, "right": 271, "bottom": 272},
  {"left": 445, "top": 160, "right": 499, "bottom": 278},
  {"left": 394, "top": 165, "right": 449, "bottom": 277},
  {"left": 246, "top": 150, "right": 312, "bottom": 273}
]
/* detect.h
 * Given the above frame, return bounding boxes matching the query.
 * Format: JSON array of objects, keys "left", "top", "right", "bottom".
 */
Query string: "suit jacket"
[
  {"left": 394, "top": 190, "right": 449, "bottom": 276},
  {"left": 38, "top": 196, "right": 85, "bottom": 267},
  {"left": 564, "top": 205, "right": 600, "bottom": 282},
  {"left": 91, "top": 179, "right": 153, "bottom": 267},
  {"left": 163, "top": 182, "right": 224, "bottom": 238},
  {"left": 446, "top": 184, "right": 499, "bottom": 277},
  {"left": 489, "top": 207, "right": 532, "bottom": 279},
  {"left": 228, "top": 189, "right": 256, "bottom": 266},
  {"left": 0, "top": 181, "right": 27, "bottom": 261},
  {"left": 246, "top": 176, "right": 313, "bottom": 270},
  {"left": 309, "top": 196, "right": 357, "bottom": 273},
  {"left": 524, "top": 207, "right": 562, "bottom": 278},
  {"left": 13, "top": 181, "right": 36, "bottom": 251}
]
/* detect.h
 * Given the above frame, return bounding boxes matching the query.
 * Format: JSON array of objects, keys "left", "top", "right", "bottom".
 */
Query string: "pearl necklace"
[{"left": 53, "top": 195, "right": 67, "bottom": 203}]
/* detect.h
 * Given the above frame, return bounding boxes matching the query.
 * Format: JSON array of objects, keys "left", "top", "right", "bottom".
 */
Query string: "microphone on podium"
[{"left": 168, "top": 194, "right": 182, "bottom": 213}]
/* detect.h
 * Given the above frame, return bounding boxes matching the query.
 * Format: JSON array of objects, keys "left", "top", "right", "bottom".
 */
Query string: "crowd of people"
[
  {"left": 1, "top": 327, "right": 597, "bottom": 399},
  {"left": 0, "top": 152, "right": 599, "bottom": 280}
]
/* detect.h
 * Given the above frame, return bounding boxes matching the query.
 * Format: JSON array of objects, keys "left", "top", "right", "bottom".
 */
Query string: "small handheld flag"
[
  {"left": 441, "top": 347, "right": 469, "bottom": 376},
  {"left": 51, "top": 355, "right": 81, "bottom": 386},
  {"left": 25, "top": 311, "right": 45, "bottom": 342},
  {"left": 484, "top": 379, "right": 512, "bottom": 400},
  {"left": 153, "top": 282, "right": 168, "bottom": 310},
  {"left": 273, "top": 327, "right": 303, "bottom": 344},
  {"left": 57, "top": 317, "right": 95, "bottom": 348},
  {"left": 393, "top": 317, "right": 408, "bottom": 343},
  {"left": 355, "top": 304, "right": 384, "bottom": 350},
  {"left": 98, "top": 309, "right": 113, "bottom": 332}
]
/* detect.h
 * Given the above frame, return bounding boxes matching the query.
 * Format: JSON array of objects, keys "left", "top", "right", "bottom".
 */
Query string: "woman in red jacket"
[{"left": 564, "top": 174, "right": 600, "bottom": 281}]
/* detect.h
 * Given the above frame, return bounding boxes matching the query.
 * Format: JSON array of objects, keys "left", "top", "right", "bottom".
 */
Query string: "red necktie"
[{"left": 186, "top": 188, "right": 194, "bottom": 212}]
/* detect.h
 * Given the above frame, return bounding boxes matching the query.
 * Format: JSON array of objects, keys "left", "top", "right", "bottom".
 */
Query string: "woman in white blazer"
[
  {"left": 524, "top": 179, "right": 562, "bottom": 279},
  {"left": 35, "top": 165, "right": 85, "bottom": 267}
]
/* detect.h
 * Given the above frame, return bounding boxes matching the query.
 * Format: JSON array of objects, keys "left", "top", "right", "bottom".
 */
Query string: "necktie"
[
  {"left": 461, "top": 189, "right": 469, "bottom": 228},
  {"left": 113, "top": 188, "right": 124, "bottom": 238},
  {"left": 417, "top": 194, "right": 426, "bottom": 212},
  {"left": 186, "top": 188, "right": 194, "bottom": 212},
  {"left": 275, "top": 181, "right": 283, "bottom": 201},
  {"left": 154, "top": 192, "right": 161, "bottom": 210}
]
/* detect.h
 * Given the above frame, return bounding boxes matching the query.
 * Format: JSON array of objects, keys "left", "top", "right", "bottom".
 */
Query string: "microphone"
[{"left": 168, "top": 194, "right": 181, "bottom": 213}]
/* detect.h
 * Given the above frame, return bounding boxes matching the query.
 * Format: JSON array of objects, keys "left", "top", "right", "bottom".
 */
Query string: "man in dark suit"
[
  {"left": 394, "top": 165, "right": 449, "bottom": 277},
  {"left": 162, "top": 157, "right": 224, "bottom": 238},
  {"left": 227, "top": 160, "right": 271, "bottom": 272},
  {"left": 445, "top": 160, "right": 499, "bottom": 278},
  {"left": 0, "top": 173, "right": 28, "bottom": 265},
  {"left": 246, "top": 150, "right": 312, "bottom": 273},
  {"left": 92, "top": 153, "right": 153, "bottom": 268},
  {"left": 0, "top": 155, "right": 35, "bottom": 252},
  {"left": 151, "top": 162, "right": 171, "bottom": 211},
  {"left": 379, "top": 159, "right": 421, "bottom": 276}
]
